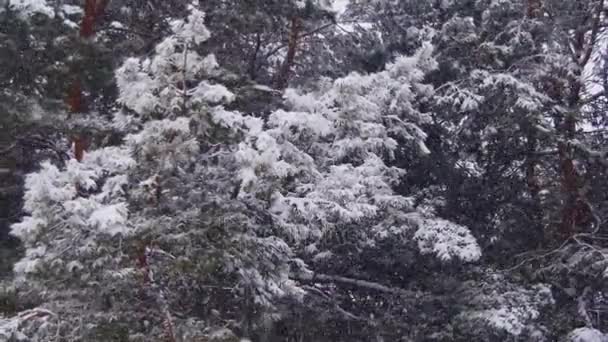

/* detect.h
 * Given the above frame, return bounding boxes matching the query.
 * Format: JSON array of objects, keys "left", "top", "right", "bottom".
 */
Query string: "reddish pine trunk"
[
  {"left": 276, "top": 16, "right": 301, "bottom": 89},
  {"left": 527, "top": 0, "right": 542, "bottom": 18},
  {"left": 80, "top": 0, "right": 97, "bottom": 38},
  {"left": 557, "top": 111, "right": 588, "bottom": 238},
  {"left": 556, "top": 75, "right": 591, "bottom": 239},
  {"left": 552, "top": 0, "right": 603, "bottom": 239},
  {"left": 68, "top": 79, "right": 86, "bottom": 162},
  {"left": 68, "top": 0, "right": 108, "bottom": 162},
  {"left": 524, "top": 0, "right": 545, "bottom": 245}
]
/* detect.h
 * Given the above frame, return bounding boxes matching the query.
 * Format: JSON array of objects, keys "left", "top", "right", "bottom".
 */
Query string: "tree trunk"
[
  {"left": 526, "top": 0, "right": 542, "bottom": 18},
  {"left": 553, "top": 0, "right": 603, "bottom": 239},
  {"left": 557, "top": 92, "right": 587, "bottom": 238},
  {"left": 523, "top": 0, "right": 541, "bottom": 197},
  {"left": 68, "top": 0, "right": 109, "bottom": 162},
  {"left": 275, "top": 16, "right": 301, "bottom": 90},
  {"left": 525, "top": 128, "right": 540, "bottom": 198}
]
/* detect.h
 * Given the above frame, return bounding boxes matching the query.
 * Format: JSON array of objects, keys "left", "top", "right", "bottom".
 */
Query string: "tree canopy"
[{"left": 3, "top": 0, "right": 608, "bottom": 341}]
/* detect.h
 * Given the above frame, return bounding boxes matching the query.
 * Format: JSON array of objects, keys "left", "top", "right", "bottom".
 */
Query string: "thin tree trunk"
[
  {"left": 526, "top": 0, "right": 542, "bottom": 18},
  {"left": 557, "top": 84, "right": 589, "bottom": 239},
  {"left": 275, "top": 16, "right": 301, "bottom": 90},
  {"left": 558, "top": 121, "right": 581, "bottom": 237},
  {"left": 523, "top": 0, "right": 546, "bottom": 244},
  {"left": 248, "top": 33, "right": 262, "bottom": 81},
  {"left": 69, "top": 0, "right": 109, "bottom": 162},
  {"left": 526, "top": 128, "right": 540, "bottom": 198},
  {"left": 555, "top": 0, "right": 603, "bottom": 239},
  {"left": 525, "top": 124, "right": 546, "bottom": 245},
  {"left": 524, "top": 0, "right": 541, "bottom": 198}
]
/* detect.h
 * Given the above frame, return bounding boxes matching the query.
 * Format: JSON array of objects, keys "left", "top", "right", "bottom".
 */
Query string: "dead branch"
[{"left": 295, "top": 272, "right": 420, "bottom": 297}]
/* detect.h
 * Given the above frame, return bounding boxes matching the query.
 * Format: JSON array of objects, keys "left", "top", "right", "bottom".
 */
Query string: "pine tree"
[{"left": 6, "top": 0, "right": 608, "bottom": 341}]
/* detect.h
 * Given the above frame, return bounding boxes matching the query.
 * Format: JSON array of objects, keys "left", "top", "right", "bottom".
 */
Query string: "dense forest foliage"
[{"left": 2, "top": 0, "right": 608, "bottom": 341}]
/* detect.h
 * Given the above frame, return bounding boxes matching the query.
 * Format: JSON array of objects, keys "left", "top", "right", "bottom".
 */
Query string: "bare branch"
[
  {"left": 263, "top": 20, "right": 358, "bottom": 60},
  {"left": 502, "top": 237, "right": 573, "bottom": 272},
  {"left": 295, "top": 272, "right": 419, "bottom": 297}
]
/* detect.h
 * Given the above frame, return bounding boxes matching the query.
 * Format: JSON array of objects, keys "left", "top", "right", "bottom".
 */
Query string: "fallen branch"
[
  {"left": 18, "top": 308, "right": 57, "bottom": 322},
  {"left": 294, "top": 272, "right": 420, "bottom": 297}
]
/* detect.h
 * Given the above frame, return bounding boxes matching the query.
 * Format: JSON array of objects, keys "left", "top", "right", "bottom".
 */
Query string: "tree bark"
[
  {"left": 526, "top": 128, "right": 540, "bottom": 198},
  {"left": 275, "top": 16, "right": 301, "bottom": 90},
  {"left": 555, "top": 0, "right": 604, "bottom": 239},
  {"left": 68, "top": 0, "right": 109, "bottom": 162},
  {"left": 526, "top": 0, "right": 542, "bottom": 18}
]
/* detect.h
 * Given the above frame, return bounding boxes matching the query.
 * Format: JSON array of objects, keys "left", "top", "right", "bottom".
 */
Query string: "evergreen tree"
[{"left": 5, "top": 0, "right": 608, "bottom": 341}]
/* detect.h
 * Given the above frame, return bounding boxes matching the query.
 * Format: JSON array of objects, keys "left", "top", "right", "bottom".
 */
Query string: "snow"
[
  {"left": 413, "top": 216, "right": 481, "bottom": 262},
  {"left": 467, "top": 307, "right": 535, "bottom": 336},
  {"left": 333, "top": 0, "right": 349, "bottom": 15},
  {"left": 251, "top": 84, "right": 279, "bottom": 93},
  {"left": 269, "top": 109, "right": 335, "bottom": 137},
  {"left": 209, "top": 328, "right": 237, "bottom": 340},
  {"left": 60, "top": 4, "right": 82, "bottom": 15},
  {"left": 242, "top": 42, "right": 480, "bottom": 266},
  {"left": 116, "top": 7, "right": 230, "bottom": 118},
  {"left": 191, "top": 82, "right": 235, "bottom": 104},
  {"left": 10, "top": 216, "right": 47, "bottom": 245},
  {"left": 4, "top": 3, "right": 551, "bottom": 339},
  {"left": 13, "top": 246, "right": 46, "bottom": 276},
  {"left": 171, "top": 7, "right": 211, "bottom": 44},
  {"left": 115, "top": 58, "right": 159, "bottom": 115},
  {"left": 109, "top": 21, "right": 124, "bottom": 29},
  {"left": 0, "top": 316, "right": 26, "bottom": 341},
  {"left": 88, "top": 203, "right": 130, "bottom": 236},
  {"left": 211, "top": 107, "right": 264, "bottom": 134},
  {"left": 569, "top": 328, "right": 608, "bottom": 342},
  {"left": 312, "top": 250, "right": 334, "bottom": 262},
  {"left": 458, "top": 281, "right": 554, "bottom": 338},
  {"left": 10, "top": 0, "right": 54, "bottom": 18}
]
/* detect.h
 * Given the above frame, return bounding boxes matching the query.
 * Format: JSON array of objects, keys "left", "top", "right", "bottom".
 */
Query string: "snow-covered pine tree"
[
  {"left": 8, "top": 0, "right": 606, "bottom": 341},
  {"left": 5, "top": 3, "right": 482, "bottom": 339},
  {"left": 229, "top": 38, "right": 495, "bottom": 339},
  {"left": 349, "top": 0, "right": 608, "bottom": 340},
  {"left": 5, "top": 3, "right": 296, "bottom": 340},
  {"left": 255, "top": 41, "right": 482, "bottom": 263}
]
